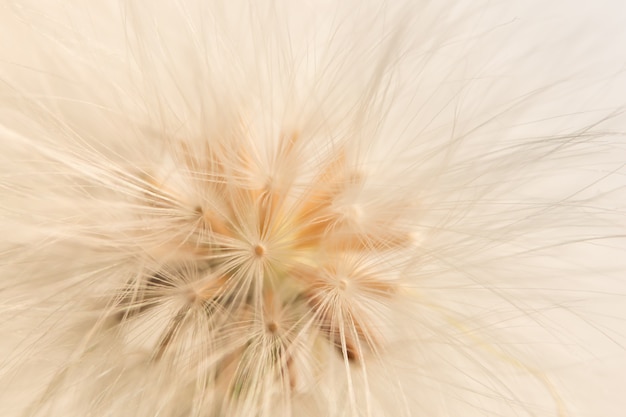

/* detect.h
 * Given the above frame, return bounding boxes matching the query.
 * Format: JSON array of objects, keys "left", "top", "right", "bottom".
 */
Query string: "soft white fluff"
[{"left": 0, "top": 1, "right": 625, "bottom": 416}]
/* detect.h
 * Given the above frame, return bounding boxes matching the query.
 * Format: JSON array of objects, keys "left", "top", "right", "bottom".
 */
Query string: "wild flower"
[{"left": 0, "top": 1, "right": 624, "bottom": 417}]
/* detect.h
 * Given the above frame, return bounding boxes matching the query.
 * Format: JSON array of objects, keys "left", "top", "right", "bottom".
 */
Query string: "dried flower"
[{"left": 0, "top": 1, "right": 625, "bottom": 416}]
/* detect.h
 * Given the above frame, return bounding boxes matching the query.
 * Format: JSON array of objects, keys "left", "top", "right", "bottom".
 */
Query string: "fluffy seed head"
[{"left": 0, "top": 1, "right": 625, "bottom": 417}]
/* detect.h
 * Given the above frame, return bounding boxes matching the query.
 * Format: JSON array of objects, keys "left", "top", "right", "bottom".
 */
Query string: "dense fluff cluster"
[{"left": 108, "top": 131, "right": 412, "bottom": 413}]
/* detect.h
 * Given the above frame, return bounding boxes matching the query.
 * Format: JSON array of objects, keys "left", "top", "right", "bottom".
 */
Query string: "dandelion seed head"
[{"left": 0, "top": 0, "right": 625, "bottom": 416}]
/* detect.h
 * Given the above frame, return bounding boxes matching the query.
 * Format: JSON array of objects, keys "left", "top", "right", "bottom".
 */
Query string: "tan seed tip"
[{"left": 254, "top": 244, "right": 266, "bottom": 257}]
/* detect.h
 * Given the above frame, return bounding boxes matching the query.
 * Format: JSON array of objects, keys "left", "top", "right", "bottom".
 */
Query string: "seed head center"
[
  {"left": 254, "top": 244, "right": 266, "bottom": 257},
  {"left": 267, "top": 321, "right": 279, "bottom": 334}
]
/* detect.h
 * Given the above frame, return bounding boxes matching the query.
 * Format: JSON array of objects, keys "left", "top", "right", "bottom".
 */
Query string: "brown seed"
[{"left": 267, "top": 321, "right": 279, "bottom": 333}]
